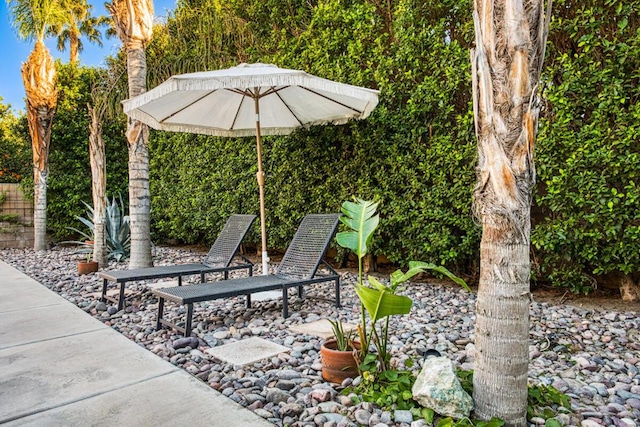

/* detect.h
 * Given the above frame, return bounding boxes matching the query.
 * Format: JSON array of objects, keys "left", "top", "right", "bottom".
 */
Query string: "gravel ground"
[{"left": 1, "top": 246, "right": 639, "bottom": 427}]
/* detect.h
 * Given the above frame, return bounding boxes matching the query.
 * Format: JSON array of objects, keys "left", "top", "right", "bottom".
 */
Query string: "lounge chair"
[
  {"left": 99, "top": 214, "right": 257, "bottom": 311},
  {"left": 152, "top": 213, "right": 341, "bottom": 336}
]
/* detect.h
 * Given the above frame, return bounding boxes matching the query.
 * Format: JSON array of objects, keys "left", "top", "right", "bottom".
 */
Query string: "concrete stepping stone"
[
  {"left": 289, "top": 319, "right": 357, "bottom": 340},
  {"left": 205, "top": 337, "right": 290, "bottom": 365}
]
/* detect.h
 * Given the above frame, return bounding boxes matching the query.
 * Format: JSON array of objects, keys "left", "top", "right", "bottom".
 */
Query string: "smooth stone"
[
  {"left": 321, "top": 413, "right": 348, "bottom": 424},
  {"left": 279, "top": 402, "right": 304, "bottom": 417},
  {"left": 265, "top": 388, "right": 290, "bottom": 404},
  {"left": 276, "top": 380, "right": 296, "bottom": 391},
  {"left": 253, "top": 408, "right": 273, "bottom": 419},
  {"left": 213, "top": 331, "right": 229, "bottom": 339},
  {"left": 617, "top": 390, "right": 640, "bottom": 400},
  {"left": 309, "top": 389, "right": 332, "bottom": 402},
  {"left": 581, "top": 420, "right": 603, "bottom": 427},
  {"left": 394, "top": 409, "right": 413, "bottom": 423},
  {"left": 173, "top": 336, "right": 198, "bottom": 349},
  {"left": 277, "top": 369, "right": 302, "bottom": 380},
  {"left": 354, "top": 409, "right": 371, "bottom": 425},
  {"left": 317, "top": 401, "right": 342, "bottom": 413}
]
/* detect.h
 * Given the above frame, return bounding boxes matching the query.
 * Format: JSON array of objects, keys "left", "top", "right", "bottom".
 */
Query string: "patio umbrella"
[{"left": 122, "top": 63, "right": 380, "bottom": 275}]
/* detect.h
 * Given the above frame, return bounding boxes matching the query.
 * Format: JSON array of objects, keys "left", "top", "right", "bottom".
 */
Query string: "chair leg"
[
  {"left": 297, "top": 285, "right": 303, "bottom": 298},
  {"left": 224, "top": 271, "right": 228, "bottom": 280},
  {"left": 335, "top": 278, "right": 341, "bottom": 307},
  {"left": 156, "top": 297, "right": 165, "bottom": 330},
  {"left": 101, "top": 278, "right": 108, "bottom": 302},
  {"left": 200, "top": 272, "right": 206, "bottom": 283},
  {"left": 248, "top": 266, "right": 253, "bottom": 277},
  {"left": 246, "top": 294, "right": 252, "bottom": 308},
  {"left": 117, "top": 283, "right": 126, "bottom": 311},
  {"left": 282, "top": 288, "right": 289, "bottom": 318},
  {"left": 185, "top": 303, "right": 194, "bottom": 336}
]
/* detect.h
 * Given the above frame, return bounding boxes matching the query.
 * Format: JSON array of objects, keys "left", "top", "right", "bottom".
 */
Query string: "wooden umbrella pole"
[{"left": 254, "top": 92, "right": 269, "bottom": 275}]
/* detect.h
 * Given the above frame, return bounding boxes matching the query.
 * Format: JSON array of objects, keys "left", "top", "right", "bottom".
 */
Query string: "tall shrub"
[{"left": 534, "top": 0, "right": 640, "bottom": 297}]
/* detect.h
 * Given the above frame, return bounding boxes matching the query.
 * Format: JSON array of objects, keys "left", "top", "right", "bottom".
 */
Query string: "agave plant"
[
  {"left": 66, "top": 194, "right": 131, "bottom": 262},
  {"left": 336, "top": 197, "right": 470, "bottom": 372}
]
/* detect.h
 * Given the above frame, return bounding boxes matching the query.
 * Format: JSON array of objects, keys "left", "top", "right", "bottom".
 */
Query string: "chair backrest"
[
  {"left": 276, "top": 213, "right": 340, "bottom": 280},
  {"left": 203, "top": 214, "right": 257, "bottom": 267}
]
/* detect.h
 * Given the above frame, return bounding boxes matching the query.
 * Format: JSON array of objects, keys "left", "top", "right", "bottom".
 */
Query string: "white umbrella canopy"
[{"left": 122, "top": 63, "right": 380, "bottom": 275}]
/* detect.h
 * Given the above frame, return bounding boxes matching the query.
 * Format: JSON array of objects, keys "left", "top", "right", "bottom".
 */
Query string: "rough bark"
[
  {"left": 69, "top": 29, "right": 80, "bottom": 64},
  {"left": 88, "top": 104, "right": 107, "bottom": 267},
  {"left": 471, "top": 0, "right": 551, "bottom": 424},
  {"left": 107, "top": 0, "right": 154, "bottom": 268},
  {"left": 21, "top": 41, "right": 57, "bottom": 251},
  {"left": 125, "top": 41, "right": 152, "bottom": 269}
]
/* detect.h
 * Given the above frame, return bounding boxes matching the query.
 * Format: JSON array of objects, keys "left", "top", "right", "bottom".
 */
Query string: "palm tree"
[
  {"left": 106, "top": 0, "right": 154, "bottom": 268},
  {"left": 470, "top": 0, "right": 551, "bottom": 424},
  {"left": 8, "top": 0, "right": 67, "bottom": 251},
  {"left": 47, "top": 0, "right": 110, "bottom": 64},
  {"left": 87, "top": 64, "right": 127, "bottom": 268}
]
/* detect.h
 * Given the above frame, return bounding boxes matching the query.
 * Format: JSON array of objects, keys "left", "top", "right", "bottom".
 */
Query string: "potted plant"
[
  {"left": 321, "top": 319, "right": 361, "bottom": 383},
  {"left": 77, "top": 250, "right": 99, "bottom": 275},
  {"left": 333, "top": 198, "right": 470, "bottom": 375}
]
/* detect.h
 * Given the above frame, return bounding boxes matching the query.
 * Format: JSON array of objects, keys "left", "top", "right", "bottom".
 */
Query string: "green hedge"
[
  {"left": 532, "top": 0, "right": 640, "bottom": 292},
  {"left": 9, "top": 0, "right": 637, "bottom": 291},
  {"left": 148, "top": 0, "right": 480, "bottom": 273}
]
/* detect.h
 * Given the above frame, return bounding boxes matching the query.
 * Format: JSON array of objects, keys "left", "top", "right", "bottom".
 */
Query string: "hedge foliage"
[
  {"left": 532, "top": 0, "right": 640, "bottom": 291},
  {"left": 3, "top": 0, "right": 639, "bottom": 290},
  {"left": 0, "top": 98, "right": 30, "bottom": 183},
  {"left": 147, "top": 0, "right": 481, "bottom": 273}
]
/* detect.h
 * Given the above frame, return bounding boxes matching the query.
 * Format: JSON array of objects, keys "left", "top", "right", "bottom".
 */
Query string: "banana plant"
[
  {"left": 336, "top": 198, "right": 380, "bottom": 358},
  {"left": 337, "top": 198, "right": 470, "bottom": 372}
]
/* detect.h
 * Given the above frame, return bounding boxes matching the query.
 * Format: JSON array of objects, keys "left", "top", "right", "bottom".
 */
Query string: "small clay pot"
[
  {"left": 320, "top": 338, "right": 360, "bottom": 383},
  {"left": 77, "top": 260, "right": 99, "bottom": 275}
]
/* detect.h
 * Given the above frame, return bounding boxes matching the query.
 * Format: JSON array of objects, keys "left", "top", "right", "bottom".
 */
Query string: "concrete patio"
[{"left": 0, "top": 259, "right": 272, "bottom": 426}]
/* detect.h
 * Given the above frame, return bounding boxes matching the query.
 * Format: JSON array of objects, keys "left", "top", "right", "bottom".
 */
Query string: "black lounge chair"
[
  {"left": 99, "top": 214, "right": 257, "bottom": 311},
  {"left": 152, "top": 213, "right": 341, "bottom": 336}
]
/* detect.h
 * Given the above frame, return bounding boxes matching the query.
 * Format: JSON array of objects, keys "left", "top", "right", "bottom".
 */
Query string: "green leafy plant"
[
  {"left": 457, "top": 369, "right": 571, "bottom": 426},
  {"left": 348, "top": 366, "right": 418, "bottom": 410},
  {"left": 66, "top": 195, "right": 131, "bottom": 262},
  {"left": 336, "top": 197, "right": 470, "bottom": 372},
  {"left": 327, "top": 318, "right": 356, "bottom": 351}
]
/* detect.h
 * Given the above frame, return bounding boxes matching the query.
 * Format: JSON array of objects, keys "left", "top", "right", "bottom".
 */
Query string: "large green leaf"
[
  {"left": 355, "top": 282, "right": 412, "bottom": 323},
  {"left": 391, "top": 261, "right": 471, "bottom": 292},
  {"left": 336, "top": 198, "right": 379, "bottom": 259}
]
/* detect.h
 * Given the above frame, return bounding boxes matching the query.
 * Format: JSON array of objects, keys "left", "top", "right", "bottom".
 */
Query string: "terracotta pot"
[
  {"left": 78, "top": 260, "right": 99, "bottom": 275},
  {"left": 321, "top": 338, "right": 360, "bottom": 383}
]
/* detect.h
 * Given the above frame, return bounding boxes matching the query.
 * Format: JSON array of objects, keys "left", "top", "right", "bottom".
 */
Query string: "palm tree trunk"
[
  {"left": 32, "top": 165, "right": 48, "bottom": 251},
  {"left": 22, "top": 40, "right": 57, "bottom": 252},
  {"left": 70, "top": 29, "right": 80, "bottom": 64},
  {"left": 474, "top": 220, "right": 530, "bottom": 425},
  {"left": 470, "top": 0, "right": 551, "bottom": 424},
  {"left": 26, "top": 101, "right": 55, "bottom": 251},
  {"left": 126, "top": 40, "right": 152, "bottom": 268},
  {"left": 88, "top": 103, "right": 107, "bottom": 267}
]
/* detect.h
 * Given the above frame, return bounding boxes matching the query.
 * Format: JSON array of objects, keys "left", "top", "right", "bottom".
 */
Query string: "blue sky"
[{"left": 1, "top": 0, "right": 176, "bottom": 113}]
